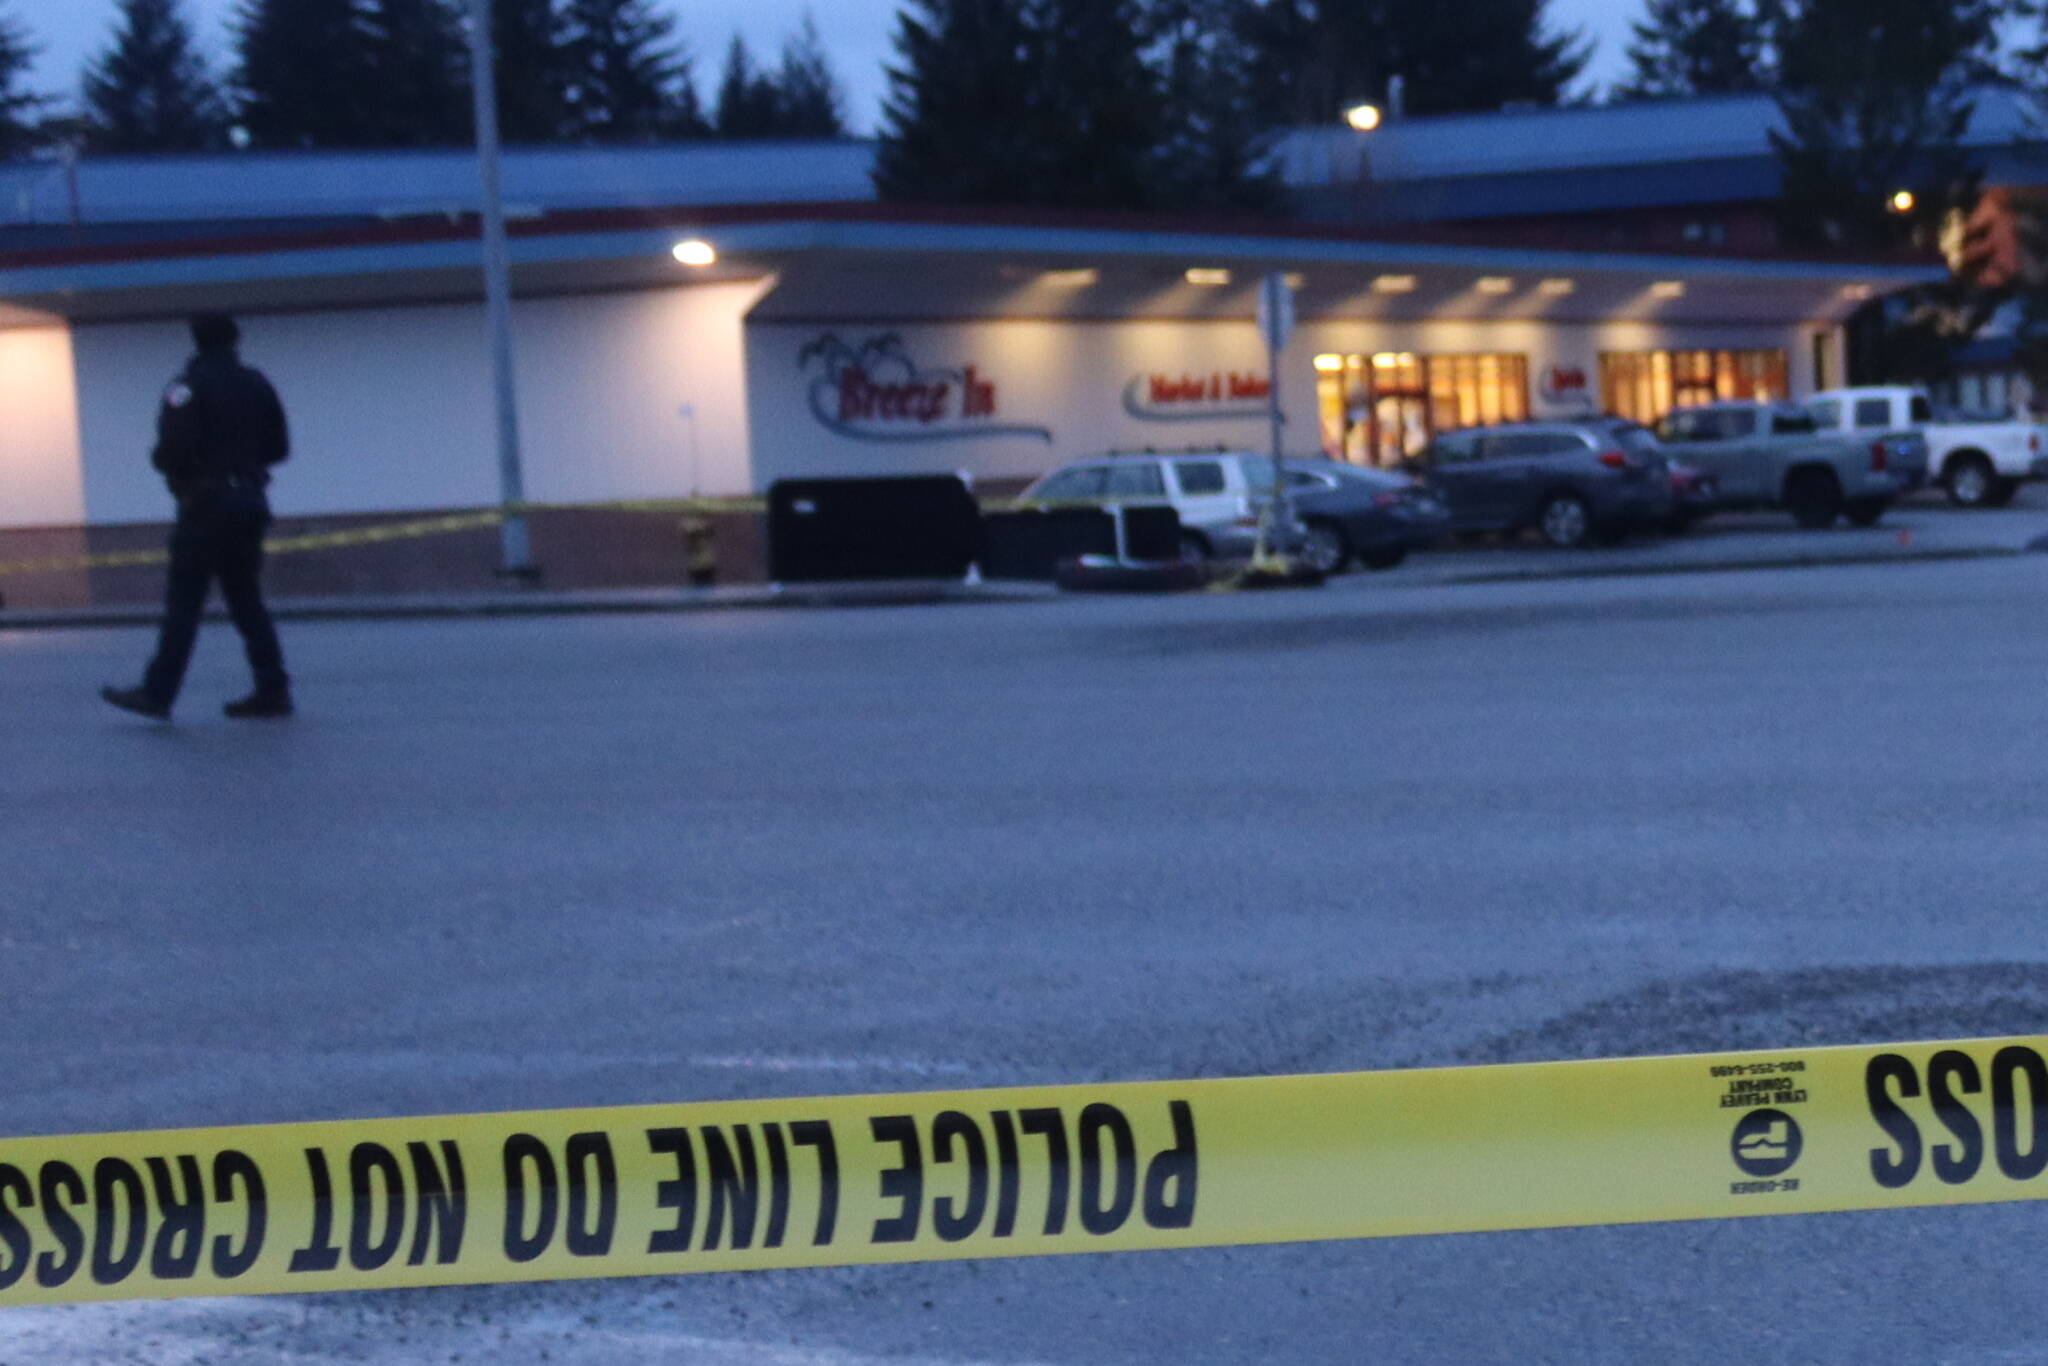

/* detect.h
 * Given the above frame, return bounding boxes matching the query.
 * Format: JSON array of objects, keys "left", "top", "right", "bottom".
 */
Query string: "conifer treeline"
[{"left": 3, "top": 0, "right": 844, "bottom": 154}]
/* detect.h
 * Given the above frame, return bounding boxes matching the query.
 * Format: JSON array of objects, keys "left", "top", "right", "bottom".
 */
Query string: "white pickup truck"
[{"left": 1809, "top": 386, "right": 2048, "bottom": 507}]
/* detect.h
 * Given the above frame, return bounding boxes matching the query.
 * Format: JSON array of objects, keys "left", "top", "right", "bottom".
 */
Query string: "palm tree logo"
[{"left": 799, "top": 333, "right": 1052, "bottom": 444}]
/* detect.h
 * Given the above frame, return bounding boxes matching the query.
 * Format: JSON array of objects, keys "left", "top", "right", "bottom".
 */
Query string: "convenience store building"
[{"left": 0, "top": 145, "right": 1938, "bottom": 600}]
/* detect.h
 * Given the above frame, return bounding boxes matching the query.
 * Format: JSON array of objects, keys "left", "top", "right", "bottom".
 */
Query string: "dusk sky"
[{"left": 19, "top": 0, "right": 1650, "bottom": 133}]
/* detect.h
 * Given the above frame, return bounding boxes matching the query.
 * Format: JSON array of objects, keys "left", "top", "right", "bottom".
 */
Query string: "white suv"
[{"left": 1019, "top": 451, "right": 1273, "bottom": 560}]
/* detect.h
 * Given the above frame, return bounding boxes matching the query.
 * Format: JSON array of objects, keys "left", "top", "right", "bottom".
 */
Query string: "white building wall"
[
  {"left": 744, "top": 316, "right": 1826, "bottom": 489},
  {"left": 69, "top": 279, "right": 764, "bottom": 525},
  {"left": 0, "top": 327, "right": 86, "bottom": 529}
]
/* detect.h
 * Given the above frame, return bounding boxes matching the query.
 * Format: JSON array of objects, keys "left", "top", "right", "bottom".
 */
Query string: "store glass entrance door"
[{"left": 1316, "top": 351, "right": 1530, "bottom": 467}]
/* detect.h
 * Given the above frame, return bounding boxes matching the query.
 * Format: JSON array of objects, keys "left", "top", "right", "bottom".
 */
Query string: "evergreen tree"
[
  {"left": 1767, "top": 0, "right": 2002, "bottom": 250},
  {"left": 714, "top": 34, "right": 783, "bottom": 135},
  {"left": 0, "top": 3, "right": 43, "bottom": 159},
  {"left": 878, "top": 0, "right": 1180, "bottom": 207},
  {"left": 560, "top": 0, "right": 703, "bottom": 140},
  {"left": 82, "top": 0, "right": 228, "bottom": 152},
  {"left": 492, "top": 0, "right": 571, "bottom": 142},
  {"left": 1617, "top": 0, "right": 1770, "bottom": 98},
  {"left": 361, "top": 0, "right": 468, "bottom": 146},
  {"left": 1239, "top": 0, "right": 1589, "bottom": 126},
  {"left": 1146, "top": 0, "right": 1281, "bottom": 213},
  {"left": 1025, "top": 0, "right": 1162, "bottom": 209},
  {"left": 772, "top": 12, "right": 845, "bottom": 136},
  {"left": 233, "top": 0, "right": 377, "bottom": 148},
  {"left": 876, "top": 0, "right": 1038, "bottom": 200}
]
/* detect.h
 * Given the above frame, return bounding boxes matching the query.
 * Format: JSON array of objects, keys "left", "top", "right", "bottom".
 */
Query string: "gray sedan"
[{"left": 1281, "top": 458, "right": 1453, "bottom": 573}]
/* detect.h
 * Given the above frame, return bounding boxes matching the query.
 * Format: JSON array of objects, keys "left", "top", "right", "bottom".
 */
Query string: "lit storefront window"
[
  {"left": 1315, "top": 352, "right": 1530, "bottom": 467},
  {"left": 1598, "top": 349, "right": 1789, "bottom": 423}
]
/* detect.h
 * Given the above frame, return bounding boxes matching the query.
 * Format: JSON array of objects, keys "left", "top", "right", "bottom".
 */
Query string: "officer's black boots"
[
  {"left": 100, "top": 685, "right": 172, "bottom": 720},
  {"left": 224, "top": 689, "right": 293, "bottom": 719}
]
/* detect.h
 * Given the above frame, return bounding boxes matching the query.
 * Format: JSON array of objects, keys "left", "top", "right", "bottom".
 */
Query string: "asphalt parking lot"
[{"left": 6, "top": 545, "right": 2048, "bottom": 1362}]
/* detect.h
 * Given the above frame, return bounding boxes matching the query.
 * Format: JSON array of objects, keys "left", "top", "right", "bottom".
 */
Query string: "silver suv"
[{"left": 1409, "top": 420, "right": 1674, "bottom": 548}]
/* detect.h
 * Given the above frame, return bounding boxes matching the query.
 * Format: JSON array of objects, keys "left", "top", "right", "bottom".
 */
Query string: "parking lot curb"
[
  {"left": 0, "top": 581, "right": 1059, "bottom": 632},
  {"left": 1433, "top": 544, "right": 2030, "bottom": 588},
  {"left": 2, "top": 545, "right": 2038, "bottom": 631}
]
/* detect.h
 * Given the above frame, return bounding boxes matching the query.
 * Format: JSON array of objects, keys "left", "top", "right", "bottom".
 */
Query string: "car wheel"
[
  {"left": 1844, "top": 497, "right": 1888, "bottom": 527},
  {"left": 1177, "top": 532, "right": 1210, "bottom": 565},
  {"left": 1785, "top": 468, "right": 1844, "bottom": 529},
  {"left": 1538, "top": 493, "right": 1592, "bottom": 548},
  {"left": 1297, "top": 520, "right": 1350, "bottom": 575},
  {"left": 1946, "top": 454, "right": 1996, "bottom": 508},
  {"left": 1359, "top": 547, "right": 1407, "bottom": 571}
]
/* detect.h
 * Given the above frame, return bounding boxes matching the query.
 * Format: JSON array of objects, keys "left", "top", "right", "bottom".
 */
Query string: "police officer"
[{"left": 101, "top": 312, "right": 293, "bottom": 720}]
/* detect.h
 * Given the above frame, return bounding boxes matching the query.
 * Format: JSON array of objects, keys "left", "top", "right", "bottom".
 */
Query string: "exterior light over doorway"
[{"left": 672, "top": 239, "right": 717, "bottom": 266}]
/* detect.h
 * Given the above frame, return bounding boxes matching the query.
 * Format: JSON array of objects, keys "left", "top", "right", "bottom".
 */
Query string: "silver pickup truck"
[{"left": 1653, "top": 400, "right": 1930, "bottom": 528}]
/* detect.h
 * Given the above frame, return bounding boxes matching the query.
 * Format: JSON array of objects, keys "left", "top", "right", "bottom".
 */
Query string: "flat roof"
[{"left": 0, "top": 201, "right": 1941, "bottom": 331}]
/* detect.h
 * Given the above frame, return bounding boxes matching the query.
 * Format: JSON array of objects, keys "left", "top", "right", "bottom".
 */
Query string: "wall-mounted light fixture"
[
  {"left": 1537, "top": 278, "right": 1576, "bottom": 296},
  {"left": 1185, "top": 268, "right": 1232, "bottom": 286},
  {"left": 1650, "top": 281, "right": 1686, "bottom": 299},
  {"left": 1372, "top": 274, "right": 1417, "bottom": 293},
  {"left": 1476, "top": 277, "right": 1514, "bottom": 294},
  {"left": 1041, "top": 268, "right": 1099, "bottom": 286},
  {"left": 671, "top": 239, "right": 717, "bottom": 267},
  {"left": 1346, "top": 104, "right": 1383, "bottom": 132}
]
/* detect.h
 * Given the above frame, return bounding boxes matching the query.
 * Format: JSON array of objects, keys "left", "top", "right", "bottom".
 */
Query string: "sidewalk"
[
  {"left": 0, "top": 577, "right": 1058, "bottom": 631},
  {"left": 6, "top": 495, "right": 2047, "bottom": 631}
]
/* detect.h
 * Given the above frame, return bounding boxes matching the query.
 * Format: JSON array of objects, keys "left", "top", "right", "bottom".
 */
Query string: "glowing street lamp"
[
  {"left": 1889, "top": 189, "right": 1917, "bottom": 215},
  {"left": 1345, "top": 103, "right": 1383, "bottom": 132}
]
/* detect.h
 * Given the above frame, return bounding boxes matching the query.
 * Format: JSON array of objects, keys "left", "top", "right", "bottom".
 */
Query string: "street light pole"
[
  {"left": 466, "top": 0, "right": 536, "bottom": 580},
  {"left": 1253, "top": 270, "right": 1296, "bottom": 569}
]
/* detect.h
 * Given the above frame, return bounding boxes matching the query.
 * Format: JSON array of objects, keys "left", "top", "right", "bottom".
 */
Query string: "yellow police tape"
[
  {"left": 0, "top": 1034, "right": 2039, "bottom": 1306},
  {"left": 0, "top": 501, "right": 767, "bottom": 578}
]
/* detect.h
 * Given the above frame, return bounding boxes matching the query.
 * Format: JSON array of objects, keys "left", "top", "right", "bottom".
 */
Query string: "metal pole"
[
  {"left": 1253, "top": 272, "right": 1293, "bottom": 568},
  {"left": 466, "top": 0, "right": 535, "bottom": 579},
  {"left": 1260, "top": 329, "right": 1290, "bottom": 565}
]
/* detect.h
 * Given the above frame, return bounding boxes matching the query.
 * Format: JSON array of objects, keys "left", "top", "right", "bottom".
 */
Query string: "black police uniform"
[{"left": 134, "top": 345, "right": 292, "bottom": 712}]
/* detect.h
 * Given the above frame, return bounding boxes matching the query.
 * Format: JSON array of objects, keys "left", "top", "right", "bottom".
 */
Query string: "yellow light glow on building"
[
  {"left": 1373, "top": 274, "right": 1417, "bottom": 293},
  {"left": 1041, "top": 268, "right": 1099, "bottom": 286},
  {"left": 1346, "top": 104, "right": 1382, "bottom": 132},
  {"left": 1184, "top": 268, "right": 1232, "bottom": 286},
  {"left": 1477, "top": 277, "right": 1514, "bottom": 294},
  {"left": 671, "top": 239, "right": 717, "bottom": 266},
  {"left": 1537, "top": 278, "right": 1576, "bottom": 296},
  {"left": 1650, "top": 281, "right": 1686, "bottom": 298},
  {"left": 1313, "top": 353, "right": 1344, "bottom": 373}
]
